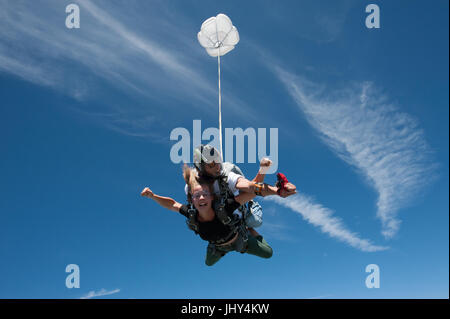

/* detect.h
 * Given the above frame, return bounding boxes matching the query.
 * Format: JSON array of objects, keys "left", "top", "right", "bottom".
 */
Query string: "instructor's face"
[{"left": 204, "top": 162, "right": 221, "bottom": 177}]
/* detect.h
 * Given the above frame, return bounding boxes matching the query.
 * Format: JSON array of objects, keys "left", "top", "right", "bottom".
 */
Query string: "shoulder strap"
[
  {"left": 185, "top": 203, "right": 199, "bottom": 234},
  {"left": 214, "top": 175, "right": 234, "bottom": 225}
]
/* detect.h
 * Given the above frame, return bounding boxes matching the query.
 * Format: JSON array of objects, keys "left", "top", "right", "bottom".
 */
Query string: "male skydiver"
[{"left": 189, "top": 144, "right": 296, "bottom": 228}]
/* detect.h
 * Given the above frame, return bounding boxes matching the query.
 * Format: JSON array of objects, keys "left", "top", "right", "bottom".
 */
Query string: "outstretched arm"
[
  {"left": 141, "top": 187, "right": 182, "bottom": 212},
  {"left": 237, "top": 157, "right": 295, "bottom": 197},
  {"left": 236, "top": 166, "right": 297, "bottom": 198},
  {"left": 235, "top": 178, "right": 280, "bottom": 197}
]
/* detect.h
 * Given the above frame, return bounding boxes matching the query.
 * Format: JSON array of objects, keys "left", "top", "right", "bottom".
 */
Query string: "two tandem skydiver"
[{"left": 141, "top": 144, "right": 296, "bottom": 266}]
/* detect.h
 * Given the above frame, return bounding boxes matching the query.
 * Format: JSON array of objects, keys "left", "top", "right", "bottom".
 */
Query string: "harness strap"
[
  {"left": 186, "top": 204, "right": 199, "bottom": 234},
  {"left": 215, "top": 176, "right": 233, "bottom": 225}
]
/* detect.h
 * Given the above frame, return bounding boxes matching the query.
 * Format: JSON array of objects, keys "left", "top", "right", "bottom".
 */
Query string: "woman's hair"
[{"left": 183, "top": 164, "right": 214, "bottom": 203}]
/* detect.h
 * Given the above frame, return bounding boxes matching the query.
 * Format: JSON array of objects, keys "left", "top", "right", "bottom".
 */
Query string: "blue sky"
[{"left": 0, "top": 0, "right": 448, "bottom": 299}]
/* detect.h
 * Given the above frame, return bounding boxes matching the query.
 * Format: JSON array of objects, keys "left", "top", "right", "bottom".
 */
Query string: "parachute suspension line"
[{"left": 218, "top": 46, "right": 223, "bottom": 156}]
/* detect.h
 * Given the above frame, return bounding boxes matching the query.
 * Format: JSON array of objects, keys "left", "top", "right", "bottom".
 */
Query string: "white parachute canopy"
[
  {"left": 197, "top": 13, "right": 240, "bottom": 57},
  {"left": 197, "top": 13, "right": 239, "bottom": 155}
]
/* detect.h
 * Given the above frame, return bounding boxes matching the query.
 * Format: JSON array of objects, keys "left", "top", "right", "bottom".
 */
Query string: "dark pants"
[{"left": 205, "top": 234, "right": 273, "bottom": 266}]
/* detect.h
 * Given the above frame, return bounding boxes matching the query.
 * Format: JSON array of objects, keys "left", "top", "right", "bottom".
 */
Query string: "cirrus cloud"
[{"left": 273, "top": 67, "right": 437, "bottom": 238}]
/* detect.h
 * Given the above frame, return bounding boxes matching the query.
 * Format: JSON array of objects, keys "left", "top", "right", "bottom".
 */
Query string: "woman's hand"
[
  {"left": 141, "top": 187, "right": 181, "bottom": 212},
  {"left": 259, "top": 157, "right": 273, "bottom": 174},
  {"left": 141, "top": 187, "right": 154, "bottom": 198},
  {"left": 260, "top": 157, "right": 272, "bottom": 167}
]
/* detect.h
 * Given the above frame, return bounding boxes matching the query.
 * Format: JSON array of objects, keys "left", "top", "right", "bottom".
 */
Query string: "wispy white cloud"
[
  {"left": 80, "top": 288, "right": 121, "bottom": 299},
  {"left": 0, "top": 0, "right": 256, "bottom": 137},
  {"left": 0, "top": 0, "right": 209, "bottom": 100},
  {"left": 273, "top": 67, "right": 437, "bottom": 238},
  {"left": 0, "top": 54, "right": 57, "bottom": 87},
  {"left": 267, "top": 195, "right": 388, "bottom": 252}
]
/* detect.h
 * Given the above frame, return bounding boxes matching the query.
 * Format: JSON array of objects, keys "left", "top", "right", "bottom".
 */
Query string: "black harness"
[{"left": 185, "top": 174, "right": 248, "bottom": 248}]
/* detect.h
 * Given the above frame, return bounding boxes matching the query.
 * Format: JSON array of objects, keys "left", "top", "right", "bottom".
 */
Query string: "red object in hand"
[{"left": 276, "top": 172, "right": 289, "bottom": 195}]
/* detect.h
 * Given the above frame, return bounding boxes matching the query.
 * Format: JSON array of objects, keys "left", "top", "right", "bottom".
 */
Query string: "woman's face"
[{"left": 191, "top": 184, "right": 213, "bottom": 212}]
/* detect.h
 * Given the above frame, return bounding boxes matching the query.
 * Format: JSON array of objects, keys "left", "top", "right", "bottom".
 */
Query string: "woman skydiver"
[{"left": 141, "top": 165, "right": 295, "bottom": 266}]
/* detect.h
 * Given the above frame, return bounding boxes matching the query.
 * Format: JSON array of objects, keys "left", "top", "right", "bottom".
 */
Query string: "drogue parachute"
[
  {"left": 197, "top": 13, "right": 240, "bottom": 57},
  {"left": 197, "top": 14, "right": 239, "bottom": 155}
]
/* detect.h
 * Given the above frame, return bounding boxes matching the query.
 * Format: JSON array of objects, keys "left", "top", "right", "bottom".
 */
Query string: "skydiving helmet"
[{"left": 193, "top": 144, "right": 223, "bottom": 171}]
